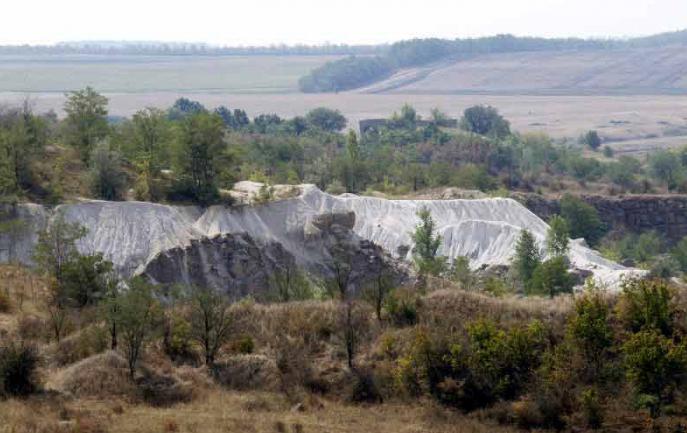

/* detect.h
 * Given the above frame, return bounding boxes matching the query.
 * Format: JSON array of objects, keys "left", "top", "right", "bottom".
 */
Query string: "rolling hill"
[{"left": 359, "top": 45, "right": 687, "bottom": 95}]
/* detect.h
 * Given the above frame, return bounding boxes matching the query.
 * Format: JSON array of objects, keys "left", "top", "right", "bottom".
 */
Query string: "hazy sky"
[{"left": 2, "top": 0, "right": 687, "bottom": 46}]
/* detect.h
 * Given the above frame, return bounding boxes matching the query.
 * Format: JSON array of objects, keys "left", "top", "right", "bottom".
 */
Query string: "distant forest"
[
  {"left": 1, "top": 29, "right": 686, "bottom": 57},
  {"left": 0, "top": 41, "right": 383, "bottom": 56},
  {"left": 299, "top": 30, "right": 687, "bottom": 92}
]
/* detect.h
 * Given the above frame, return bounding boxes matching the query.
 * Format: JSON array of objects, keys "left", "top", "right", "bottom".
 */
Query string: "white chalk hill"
[{"left": 3, "top": 182, "right": 642, "bottom": 288}]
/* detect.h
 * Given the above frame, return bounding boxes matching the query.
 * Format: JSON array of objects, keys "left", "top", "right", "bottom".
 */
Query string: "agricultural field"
[{"left": 0, "top": 54, "right": 338, "bottom": 94}]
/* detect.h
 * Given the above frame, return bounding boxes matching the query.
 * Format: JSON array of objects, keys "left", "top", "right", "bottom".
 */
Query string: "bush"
[
  {"left": 559, "top": 194, "right": 605, "bottom": 246},
  {"left": 0, "top": 343, "right": 40, "bottom": 397},
  {"left": 54, "top": 325, "right": 109, "bottom": 366},
  {"left": 460, "top": 105, "right": 511, "bottom": 138},
  {"left": 349, "top": 369, "right": 383, "bottom": 403},
  {"left": 385, "top": 289, "right": 419, "bottom": 327},
  {"left": 623, "top": 329, "right": 687, "bottom": 417},
  {"left": 232, "top": 335, "right": 255, "bottom": 354},
  {"left": 528, "top": 257, "right": 575, "bottom": 298},
  {"left": 0, "top": 291, "right": 11, "bottom": 313},
  {"left": 89, "top": 142, "right": 127, "bottom": 200},
  {"left": 617, "top": 278, "right": 674, "bottom": 336},
  {"left": 567, "top": 286, "right": 613, "bottom": 377},
  {"left": 581, "top": 130, "right": 602, "bottom": 150},
  {"left": 580, "top": 387, "right": 604, "bottom": 429},
  {"left": 163, "top": 313, "right": 196, "bottom": 364}
]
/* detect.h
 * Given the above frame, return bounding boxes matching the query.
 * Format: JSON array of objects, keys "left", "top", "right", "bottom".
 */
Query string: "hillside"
[
  {"left": 301, "top": 31, "right": 687, "bottom": 94},
  {"left": 364, "top": 45, "right": 687, "bottom": 95}
]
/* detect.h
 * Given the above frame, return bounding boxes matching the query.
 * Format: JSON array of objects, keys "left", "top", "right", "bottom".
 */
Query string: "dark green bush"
[
  {"left": 617, "top": 278, "right": 674, "bottom": 336},
  {"left": 623, "top": 329, "right": 687, "bottom": 417},
  {"left": 384, "top": 289, "right": 419, "bottom": 327},
  {"left": 0, "top": 343, "right": 40, "bottom": 397}
]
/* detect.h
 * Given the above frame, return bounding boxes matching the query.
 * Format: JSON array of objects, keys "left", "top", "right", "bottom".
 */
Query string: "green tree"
[
  {"left": 461, "top": 105, "right": 510, "bottom": 138},
  {"left": 449, "top": 256, "right": 474, "bottom": 290},
  {"left": 671, "top": 236, "right": 687, "bottom": 272},
  {"left": 567, "top": 284, "right": 613, "bottom": 376},
  {"left": 63, "top": 87, "right": 109, "bottom": 161},
  {"left": 559, "top": 194, "right": 605, "bottom": 246},
  {"left": 581, "top": 130, "right": 602, "bottom": 150},
  {"left": 411, "top": 207, "right": 446, "bottom": 275},
  {"left": 528, "top": 256, "right": 575, "bottom": 298},
  {"left": 60, "top": 253, "right": 114, "bottom": 308},
  {"left": 618, "top": 278, "right": 674, "bottom": 336},
  {"left": 512, "top": 229, "right": 541, "bottom": 287},
  {"left": 89, "top": 142, "right": 127, "bottom": 200},
  {"left": 0, "top": 104, "right": 48, "bottom": 198},
  {"left": 172, "top": 112, "right": 227, "bottom": 204},
  {"left": 649, "top": 150, "right": 685, "bottom": 190},
  {"left": 130, "top": 108, "right": 170, "bottom": 201},
  {"left": 546, "top": 215, "right": 570, "bottom": 258},
  {"left": 115, "top": 278, "right": 160, "bottom": 378},
  {"left": 33, "top": 215, "right": 87, "bottom": 292},
  {"left": 188, "top": 287, "right": 232, "bottom": 365},
  {"left": 362, "top": 264, "right": 394, "bottom": 321},
  {"left": 623, "top": 329, "right": 687, "bottom": 417},
  {"left": 305, "top": 107, "right": 347, "bottom": 132}
]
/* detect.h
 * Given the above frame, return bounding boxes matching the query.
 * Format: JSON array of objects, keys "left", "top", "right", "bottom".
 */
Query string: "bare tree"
[
  {"left": 363, "top": 264, "right": 394, "bottom": 321},
  {"left": 337, "top": 300, "right": 369, "bottom": 370},
  {"left": 188, "top": 287, "right": 232, "bottom": 365}
]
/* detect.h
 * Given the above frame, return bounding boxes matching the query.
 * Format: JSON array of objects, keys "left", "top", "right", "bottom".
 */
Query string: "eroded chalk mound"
[{"left": 0, "top": 183, "right": 643, "bottom": 290}]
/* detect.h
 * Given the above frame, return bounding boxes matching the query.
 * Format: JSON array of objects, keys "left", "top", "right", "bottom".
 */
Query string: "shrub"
[
  {"left": 580, "top": 387, "right": 604, "bottom": 429},
  {"left": 385, "top": 289, "right": 419, "bottom": 327},
  {"left": 349, "top": 370, "right": 383, "bottom": 403},
  {"left": 567, "top": 286, "right": 613, "bottom": 377},
  {"left": 54, "top": 325, "right": 109, "bottom": 366},
  {"left": 528, "top": 257, "right": 575, "bottom": 298},
  {"left": 623, "top": 329, "right": 687, "bottom": 417},
  {"left": 89, "top": 142, "right": 127, "bottom": 200},
  {"left": 461, "top": 105, "right": 511, "bottom": 138},
  {"left": 559, "top": 194, "right": 605, "bottom": 246},
  {"left": 463, "top": 320, "right": 546, "bottom": 405},
  {"left": 0, "top": 291, "right": 11, "bottom": 313},
  {"left": 581, "top": 130, "right": 602, "bottom": 150},
  {"left": 138, "top": 371, "right": 194, "bottom": 407},
  {"left": 163, "top": 313, "right": 196, "bottom": 364},
  {"left": 617, "top": 278, "right": 674, "bottom": 336},
  {"left": 0, "top": 343, "right": 40, "bottom": 397},
  {"left": 232, "top": 335, "right": 255, "bottom": 354}
]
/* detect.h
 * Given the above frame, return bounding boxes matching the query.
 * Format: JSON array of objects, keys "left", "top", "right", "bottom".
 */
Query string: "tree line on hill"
[{"left": 299, "top": 30, "right": 687, "bottom": 92}]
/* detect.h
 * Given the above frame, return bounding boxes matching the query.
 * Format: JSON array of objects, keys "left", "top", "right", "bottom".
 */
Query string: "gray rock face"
[
  {"left": 515, "top": 193, "right": 687, "bottom": 245},
  {"left": 143, "top": 233, "right": 294, "bottom": 300}
]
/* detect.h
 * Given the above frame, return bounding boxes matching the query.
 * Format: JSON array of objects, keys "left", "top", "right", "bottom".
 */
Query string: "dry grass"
[{"left": 0, "top": 389, "right": 524, "bottom": 433}]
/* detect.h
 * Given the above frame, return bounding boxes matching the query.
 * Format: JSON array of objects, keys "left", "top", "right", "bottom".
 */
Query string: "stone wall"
[{"left": 514, "top": 193, "right": 687, "bottom": 244}]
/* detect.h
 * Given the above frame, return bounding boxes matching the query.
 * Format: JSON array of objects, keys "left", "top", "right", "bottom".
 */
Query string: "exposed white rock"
[{"left": 0, "top": 184, "right": 643, "bottom": 289}]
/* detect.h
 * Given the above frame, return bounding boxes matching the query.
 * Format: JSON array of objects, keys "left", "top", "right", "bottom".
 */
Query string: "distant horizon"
[{"left": 2, "top": 28, "right": 687, "bottom": 50}]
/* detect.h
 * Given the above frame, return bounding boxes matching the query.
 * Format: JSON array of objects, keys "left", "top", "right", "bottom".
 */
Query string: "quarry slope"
[
  {"left": 363, "top": 46, "right": 687, "bottom": 95},
  {"left": 0, "top": 184, "right": 642, "bottom": 289}
]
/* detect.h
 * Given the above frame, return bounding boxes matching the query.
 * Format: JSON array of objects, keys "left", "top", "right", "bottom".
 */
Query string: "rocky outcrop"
[
  {"left": 515, "top": 193, "right": 687, "bottom": 244},
  {"left": 142, "top": 233, "right": 294, "bottom": 300}
]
